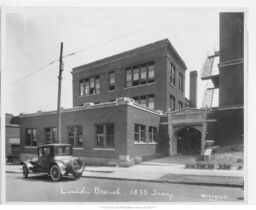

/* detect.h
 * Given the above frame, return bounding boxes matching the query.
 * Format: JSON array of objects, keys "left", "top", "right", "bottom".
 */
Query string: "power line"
[
  {"left": 8, "top": 17, "right": 172, "bottom": 88},
  {"left": 8, "top": 59, "right": 58, "bottom": 88}
]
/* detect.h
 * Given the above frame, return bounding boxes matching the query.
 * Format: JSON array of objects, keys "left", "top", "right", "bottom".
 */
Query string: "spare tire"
[{"left": 70, "top": 158, "right": 84, "bottom": 175}]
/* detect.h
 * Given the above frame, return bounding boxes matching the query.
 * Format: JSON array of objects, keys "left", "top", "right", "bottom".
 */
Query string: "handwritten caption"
[{"left": 61, "top": 186, "right": 173, "bottom": 200}]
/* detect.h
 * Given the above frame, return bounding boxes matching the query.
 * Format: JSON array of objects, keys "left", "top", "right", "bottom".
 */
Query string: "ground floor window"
[
  {"left": 134, "top": 124, "right": 146, "bottom": 143},
  {"left": 45, "top": 127, "right": 57, "bottom": 144},
  {"left": 67, "top": 125, "right": 83, "bottom": 147},
  {"left": 25, "top": 128, "right": 37, "bottom": 146},
  {"left": 149, "top": 126, "right": 157, "bottom": 143},
  {"left": 95, "top": 123, "right": 114, "bottom": 148}
]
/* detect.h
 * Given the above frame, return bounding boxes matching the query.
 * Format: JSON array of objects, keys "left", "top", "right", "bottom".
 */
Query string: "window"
[
  {"left": 179, "top": 73, "right": 184, "bottom": 92},
  {"left": 170, "top": 63, "right": 176, "bottom": 86},
  {"left": 79, "top": 81, "right": 84, "bottom": 96},
  {"left": 126, "top": 68, "right": 132, "bottom": 87},
  {"left": 95, "top": 123, "right": 115, "bottom": 148},
  {"left": 45, "top": 127, "right": 57, "bottom": 144},
  {"left": 95, "top": 76, "right": 100, "bottom": 94},
  {"left": 79, "top": 76, "right": 100, "bottom": 96},
  {"left": 125, "top": 61, "right": 155, "bottom": 87},
  {"left": 170, "top": 95, "right": 175, "bottom": 111},
  {"left": 109, "top": 71, "right": 115, "bottom": 90},
  {"left": 148, "top": 95, "right": 155, "bottom": 109},
  {"left": 25, "top": 128, "right": 37, "bottom": 146},
  {"left": 106, "top": 124, "right": 114, "bottom": 147},
  {"left": 148, "top": 62, "right": 155, "bottom": 83},
  {"left": 132, "top": 94, "right": 155, "bottom": 109},
  {"left": 43, "top": 147, "right": 51, "bottom": 156},
  {"left": 133, "top": 66, "right": 139, "bottom": 86},
  {"left": 178, "top": 101, "right": 183, "bottom": 110},
  {"left": 140, "top": 96, "right": 147, "bottom": 107},
  {"left": 67, "top": 125, "right": 83, "bottom": 147},
  {"left": 149, "top": 127, "right": 157, "bottom": 143},
  {"left": 38, "top": 148, "right": 43, "bottom": 157},
  {"left": 140, "top": 64, "right": 147, "bottom": 85},
  {"left": 134, "top": 124, "right": 146, "bottom": 143},
  {"left": 85, "top": 79, "right": 90, "bottom": 95}
]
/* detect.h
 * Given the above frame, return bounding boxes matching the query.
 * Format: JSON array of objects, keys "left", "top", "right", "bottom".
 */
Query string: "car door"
[{"left": 38, "top": 147, "right": 51, "bottom": 169}]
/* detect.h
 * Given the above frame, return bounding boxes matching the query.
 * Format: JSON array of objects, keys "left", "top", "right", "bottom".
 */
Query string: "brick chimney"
[{"left": 189, "top": 71, "right": 198, "bottom": 108}]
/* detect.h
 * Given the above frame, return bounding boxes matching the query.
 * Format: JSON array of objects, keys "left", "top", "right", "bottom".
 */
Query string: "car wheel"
[
  {"left": 22, "top": 164, "right": 29, "bottom": 178},
  {"left": 50, "top": 165, "right": 62, "bottom": 181},
  {"left": 73, "top": 172, "right": 82, "bottom": 180}
]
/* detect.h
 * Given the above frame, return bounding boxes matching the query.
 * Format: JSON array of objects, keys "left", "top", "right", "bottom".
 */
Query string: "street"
[{"left": 6, "top": 173, "right": 244, "bottom": 202}]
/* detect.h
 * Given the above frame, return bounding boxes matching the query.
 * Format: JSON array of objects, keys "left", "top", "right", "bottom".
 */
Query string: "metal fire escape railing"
[{"left": 201, "top": 52, "right": 220, "bottom": 108}]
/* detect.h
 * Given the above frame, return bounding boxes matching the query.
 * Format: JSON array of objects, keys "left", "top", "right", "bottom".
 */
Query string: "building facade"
[
  {"left": 19, "top": 99, "right": 163, "bottom": 162},
  {"left": 5, "top": 113, "right": 20, "bottom": 162},
  {"left": 72, "top": 39, "right": 190, "bottom": 112}
]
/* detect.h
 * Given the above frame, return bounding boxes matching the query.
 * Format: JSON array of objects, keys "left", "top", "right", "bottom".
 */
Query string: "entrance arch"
[{"left": 175, "top": 127, "right": 201, "bottom": 155}]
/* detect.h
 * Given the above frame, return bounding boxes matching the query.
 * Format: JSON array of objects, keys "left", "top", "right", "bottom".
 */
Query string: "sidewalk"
[{"left": 6, "top": 162, "right": 244, "bottom": 187}]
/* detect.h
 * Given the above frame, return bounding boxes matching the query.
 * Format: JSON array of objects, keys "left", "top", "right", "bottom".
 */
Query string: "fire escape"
[{"left": 201, "top": 51, "right": 220, "bottom": 108}]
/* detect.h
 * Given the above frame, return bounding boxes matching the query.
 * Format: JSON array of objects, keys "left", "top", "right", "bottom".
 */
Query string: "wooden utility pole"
[{"left": 57, "top": 42, "right": 63, "bottom": 144}]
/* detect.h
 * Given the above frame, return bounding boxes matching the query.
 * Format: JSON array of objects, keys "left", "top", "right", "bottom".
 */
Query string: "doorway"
[{"left": 176, "top": 127, "right": 201, "bottom": 155}]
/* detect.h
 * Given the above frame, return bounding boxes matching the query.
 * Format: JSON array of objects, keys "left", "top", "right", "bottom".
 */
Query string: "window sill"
[
  {"left": 79, "top": 92, "right": 101, "bottom": 97},
  {"left": 134, "top": 142, "right": 147, "bottom": 145},
  {"left": 73, "top": 147, "right": 84, "bottom": 150},
  {"left": 25, "top": 146, "right": 37, "bottom": 148},
  {"left": 148, "top": 142, "right": 157, "bottom": 145},
  {"left": 124, "top": 82, "right": 155, "bottom": 90},
  {"left": 93, "top": 148, "right": 116, "bottom": 151}
]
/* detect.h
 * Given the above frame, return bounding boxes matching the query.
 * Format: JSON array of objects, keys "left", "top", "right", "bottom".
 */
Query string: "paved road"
[{"left": 6, "top": 173, "right": 244, "bottom": 202}]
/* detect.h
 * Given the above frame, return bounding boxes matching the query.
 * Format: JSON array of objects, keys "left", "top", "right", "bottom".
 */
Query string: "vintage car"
[{"left": 21, "top": 144, "right": 84, "bottom": 181}]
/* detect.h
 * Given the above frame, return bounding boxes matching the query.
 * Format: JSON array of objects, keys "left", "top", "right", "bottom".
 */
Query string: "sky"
[{"left": 5, "top": 7, "right": 220, "bottom": 115}]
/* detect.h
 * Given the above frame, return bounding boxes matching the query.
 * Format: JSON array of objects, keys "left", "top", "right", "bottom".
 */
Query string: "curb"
[{"left": 82, "top": 175, "right": 243, "bottom": 188}]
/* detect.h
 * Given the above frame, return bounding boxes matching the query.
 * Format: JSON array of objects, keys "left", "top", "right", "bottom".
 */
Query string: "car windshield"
[{"left": 56, "top": 146, "right": 72, "bottom": 156}]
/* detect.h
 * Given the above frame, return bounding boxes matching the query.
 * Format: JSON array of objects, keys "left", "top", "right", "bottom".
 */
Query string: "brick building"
[
  {"left": 72, "top": 39, "right": 190, "bottom": 112},
  {"left": 19, "top": 39, "right": 196, "bottom": 162},
  {"left": 5, "top": 113, "right": 20, "bottom": 162}
]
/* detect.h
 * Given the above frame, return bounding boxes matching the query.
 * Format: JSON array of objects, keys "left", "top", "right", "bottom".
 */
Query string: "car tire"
[
  {"left": 73, "top": 172, "right": 82, "bottom": 180},
  {"left": 22, "top": 164, "right": 29, "bottom": 178},
  {"left": 50, "top": 164, "right": 62, "bottom": 181}
]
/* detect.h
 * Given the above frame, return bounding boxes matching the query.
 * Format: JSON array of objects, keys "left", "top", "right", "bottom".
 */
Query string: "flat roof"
[
  {"left": 19, "top": 98, "right": 163, "bottom": 118},
  {"left": 72, "top": 38, "right": 187, "bottom": 73}
]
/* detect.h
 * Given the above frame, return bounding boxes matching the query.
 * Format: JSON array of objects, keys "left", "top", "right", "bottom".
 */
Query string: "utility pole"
[{"left": 57, "top": 42, "right": 63, "bottom": 144}]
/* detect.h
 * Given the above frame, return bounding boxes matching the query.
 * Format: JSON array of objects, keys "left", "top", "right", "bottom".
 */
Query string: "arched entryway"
[{"left": 176, "top": 127, "right": 201, "bottom": 155}]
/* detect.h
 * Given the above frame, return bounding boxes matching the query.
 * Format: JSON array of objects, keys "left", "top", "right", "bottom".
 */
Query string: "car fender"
[
  {"left": 53, "top": 161, "right": 66, "bottom": 175},
  {"left": 21, "top": 161, "right": 34, "bottom": 173}
]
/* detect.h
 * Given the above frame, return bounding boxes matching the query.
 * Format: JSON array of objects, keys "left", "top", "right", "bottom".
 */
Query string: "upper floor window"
[
  {"left": 125, "top": 61, "right": 155, "bottom": 87},
  {"left": 179, "top": 73, "right": 184, "bottom": 92},
  {"left": 79, "top": 75, "right": 100, "bottom": 96},
  {"left": 45, "top": 127, "right": 57, "bottom": 144},
  {"left": 178, "top": 101, "right": 183, "bottom": 110},
  {"left": 109, "top": 71, "right": 115, "bottom": 91},
  {"left": 95, "top": 123, "right": 114, "bottom": 148},
  {"left": 25, "top": 128, "right": 37, "bottom": 146},
  {"left": 170, "top": 63, "right": 176, "bottom": 86},
  {"left": 132, "top": 94, "right": 155, "bottom": 110},
  {"left": 170, "top": 95, "right": 175, "bottom": 111},
  {"left": 126, "top": 68, "right": 132, "bottom": 87},
  {"left": 67, "top": 125, "right": 83, "bottom": 147},
  {"left": 148, "top": 62, "right": 155, "bottom": 83}
]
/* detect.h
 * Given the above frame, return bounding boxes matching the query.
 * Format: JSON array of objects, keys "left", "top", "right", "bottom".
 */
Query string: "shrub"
[
  {"left": 133, "top": 157, "right": 142, "bottom": 165},
  {"left": 118, "top": 160, "right": 135, "bottom": 167}
]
